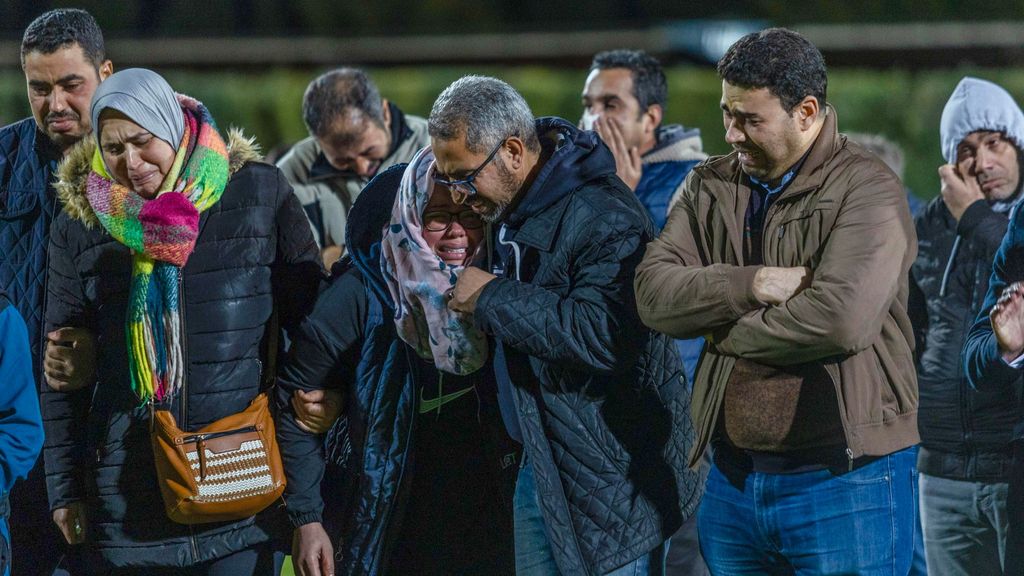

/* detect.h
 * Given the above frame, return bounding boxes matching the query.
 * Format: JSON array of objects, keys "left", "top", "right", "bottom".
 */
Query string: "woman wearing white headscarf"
[{"left": 41, "top": 68, "right": 322, "bottom": 574}]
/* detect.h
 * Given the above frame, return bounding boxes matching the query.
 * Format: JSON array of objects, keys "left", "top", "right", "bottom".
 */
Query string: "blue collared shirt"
[{"left": 744, "top": 162, "right": 803, "bottom": 264}]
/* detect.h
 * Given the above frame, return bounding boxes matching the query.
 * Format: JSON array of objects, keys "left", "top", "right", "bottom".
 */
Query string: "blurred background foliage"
[
  {"left": 0, "top": 65, "right": 1015, "bottom": 200},
  {"left": 0, "top": 1, "right": 1022, "bottom": 200}
]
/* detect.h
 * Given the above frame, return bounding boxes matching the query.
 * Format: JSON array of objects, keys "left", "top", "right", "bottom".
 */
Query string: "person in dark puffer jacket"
[
  {"left": 41, "top": 69, "right": 322, "bottom": 573},
  {"left": 431, "top": 76, "right": 701, "bottom": 576},
  {"left": 911, "top": 76, "right": 1024, "bottom": 575}
]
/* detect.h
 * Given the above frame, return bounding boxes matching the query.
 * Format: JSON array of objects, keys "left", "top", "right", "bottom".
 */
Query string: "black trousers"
[
  {"left": 9, "top": 469, "right": 84, "bottom": 576},
  {"left": 103, "top": 544, "right": 281, "bottom": 576}
]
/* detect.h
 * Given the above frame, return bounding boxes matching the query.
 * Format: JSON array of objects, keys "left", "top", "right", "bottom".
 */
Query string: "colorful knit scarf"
[
  {"left": 381, "top": 147, "right": 489, "bottom": 375},
  {"left": 85, "top": 96, "right": 229, "bottom": 403}
]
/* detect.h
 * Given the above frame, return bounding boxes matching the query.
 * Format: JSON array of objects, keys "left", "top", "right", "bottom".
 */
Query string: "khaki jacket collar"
[
  {"left": 691, "top": 105, "right": 841, "bottom": 263},
  {"left": 695, "top": 105, "right": 840, "bottom": 199}
]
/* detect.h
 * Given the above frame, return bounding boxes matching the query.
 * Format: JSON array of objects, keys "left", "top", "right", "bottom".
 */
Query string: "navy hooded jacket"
[
  {"left": 479, "top": 118, "right": 701, "bottom": 575},
  {"left": 275, "top": 164, "right": 517, "bottom": 575},
  {"left": 963, "top": 201, "right": 1024, "bottom": 442}
]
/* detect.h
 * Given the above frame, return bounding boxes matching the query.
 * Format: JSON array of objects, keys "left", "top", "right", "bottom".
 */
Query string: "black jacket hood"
[
  {"left": 342, "top": 163, "right": 406, "bottom": 308},
  {"left": 503, "top": 117, "right": 617, "bottom": 229}
]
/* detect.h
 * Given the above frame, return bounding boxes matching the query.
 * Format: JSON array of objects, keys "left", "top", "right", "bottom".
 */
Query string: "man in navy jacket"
[{"left": 0, "top": 9, "right": 110, "bottom": 574}]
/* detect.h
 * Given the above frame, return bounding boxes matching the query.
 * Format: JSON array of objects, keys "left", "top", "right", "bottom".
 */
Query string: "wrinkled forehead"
[
  {"left": 955, "top": 130, "right": 1018, "bottom": 158},
  {"left": 97, "top": 110, "right": 145, "bottom": 141},
  {"left": 23, "top": 44, "right": 97, "bottom": 80},
  {"left": 325, "top": 123, "right": 370, "bottom": 150},
  {"left": 720, "top": 81, "right": 785, "bottom": 113}
]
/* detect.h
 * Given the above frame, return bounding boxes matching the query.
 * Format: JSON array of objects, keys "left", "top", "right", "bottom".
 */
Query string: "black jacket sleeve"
[
  {"left": 275, "top": 269, "right": 367, "bottom": 527},
  {"left": 40, "top": 215, "right": 93, "bottom": 510},
  {"left": 270, "top": 166, "right": 326, "bottom": 336},
  {"left": 958, "top": 199, "right": 1010, "bottom": 258}
]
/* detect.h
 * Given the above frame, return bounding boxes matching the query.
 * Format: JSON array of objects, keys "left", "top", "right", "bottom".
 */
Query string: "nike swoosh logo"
[{"left": 419, "top": 385, "right": 475, "bottom": 414}]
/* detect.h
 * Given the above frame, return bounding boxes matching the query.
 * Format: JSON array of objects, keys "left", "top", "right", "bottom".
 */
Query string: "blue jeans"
[
  {"left": 514, "top": 458, "right": 667, "bottom": 576},
  {"left": 698, "top": 446, "right": 918, "bottom": 575}
]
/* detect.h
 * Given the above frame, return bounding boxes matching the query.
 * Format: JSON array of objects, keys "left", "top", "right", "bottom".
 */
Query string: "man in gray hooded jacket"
[
  {"left": 910, "top": 76, "right": 1024, "bottom": 575},
  {"left": 277, "top": 68, "right": 429, "bottom": 268}
]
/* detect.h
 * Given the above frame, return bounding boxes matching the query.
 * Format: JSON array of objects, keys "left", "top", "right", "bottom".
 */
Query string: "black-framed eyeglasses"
[
  {"left": 422, "top": 210, "right": 485, "bottom": 232},
  {"left": 433, "top": 138, "right": 506, "bottom": 199}
]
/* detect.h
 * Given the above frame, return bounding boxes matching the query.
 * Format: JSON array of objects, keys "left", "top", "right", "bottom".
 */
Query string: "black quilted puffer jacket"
[
  {"left": 0, "top": 118, "right": 61, "bottom": 373},
  {"left": 475, "top": 118, "right": 701, "bottom": 576},
  {"left": 910, "top": 196, "right": 1022, "bottom": 481},
  {"left": 40, "top": 131, "right": 322, "bottom": 569}
]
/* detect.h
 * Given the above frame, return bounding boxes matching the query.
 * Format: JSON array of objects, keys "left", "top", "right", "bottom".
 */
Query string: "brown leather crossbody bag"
[
  {"left": 150, "top": 309, "right": 285, "bottom": 525},
  {"left": 150, "top": 392, "right": 285, "bottom": 524}
]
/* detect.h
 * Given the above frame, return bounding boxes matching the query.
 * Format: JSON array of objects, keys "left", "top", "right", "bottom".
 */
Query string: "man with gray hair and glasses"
[{"left": 434, "top": 75, "right": 700, "bottom": 575}]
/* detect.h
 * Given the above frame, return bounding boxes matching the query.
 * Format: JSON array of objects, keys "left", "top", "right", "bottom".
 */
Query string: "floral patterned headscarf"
[{"left": 380, "top": 147, "right": 488, "bottom": 375}]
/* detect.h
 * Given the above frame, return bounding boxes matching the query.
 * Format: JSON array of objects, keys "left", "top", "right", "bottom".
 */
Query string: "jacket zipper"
[
  {"left": 961, "top": 262, "right": 984, "bottom": 462},
  {"left": 180, "top": 426, "right": 258, "bottom": 445},
  {"left": 176, "top": 268, "right": 200, "bottom": 561},
  {"left": 764, "top": 200, "right": 857, "bottom": 471},
  {"left": 372, "top": 352, "right": 418, "bottom": 572},
  {"left": 182, "top": 426, "right": 259, "bottom": 482}
]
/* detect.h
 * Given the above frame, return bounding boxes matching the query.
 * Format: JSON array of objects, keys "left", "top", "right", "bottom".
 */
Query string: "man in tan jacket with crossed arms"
[{"left": 634, "top": 28, "right": 921, "bottom": 574}]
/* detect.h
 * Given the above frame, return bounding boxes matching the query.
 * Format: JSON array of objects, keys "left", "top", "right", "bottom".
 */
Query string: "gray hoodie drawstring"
[
  {"left": 498, "top": 225, "right": 523, "bottom": 281},
  {"left": 940, "top": 235, "right": 962, "bottom": 297}
]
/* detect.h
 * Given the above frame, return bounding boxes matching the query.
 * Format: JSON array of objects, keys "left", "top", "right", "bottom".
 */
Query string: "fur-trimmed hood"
[{"left": 55, "top": 127, "right": 261, "bottom": 228}]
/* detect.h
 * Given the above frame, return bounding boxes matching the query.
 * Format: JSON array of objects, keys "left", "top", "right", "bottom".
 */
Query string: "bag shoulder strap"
[{"left": 262, "top": 307, "right": 279, "bottom": 390}]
